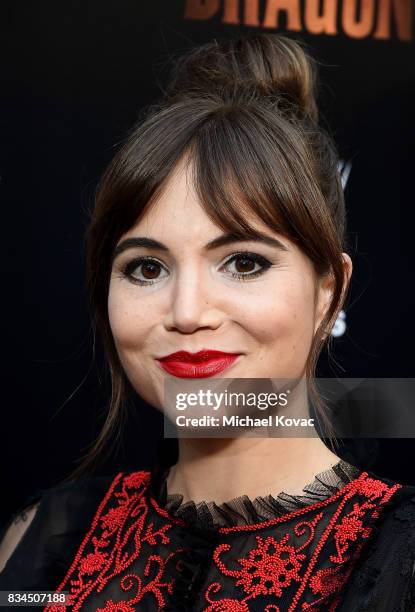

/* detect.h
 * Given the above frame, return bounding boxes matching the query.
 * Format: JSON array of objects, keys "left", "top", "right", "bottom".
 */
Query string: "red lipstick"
[{"left": 156, "top": 350, "right": 242, "bottom": 378}]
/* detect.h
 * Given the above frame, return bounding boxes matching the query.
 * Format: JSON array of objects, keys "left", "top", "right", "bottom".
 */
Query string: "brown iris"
[
  {"left": 141, "top": 262, "right": 161, "bottom": 279},
  {"left": 234, "top": 256, "right": 256, "bottom": 273}
]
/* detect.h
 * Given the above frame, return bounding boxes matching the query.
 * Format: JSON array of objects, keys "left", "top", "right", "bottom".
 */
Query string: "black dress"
[{"left": 0, "top": 459, "right": 414, "bottom": 611}]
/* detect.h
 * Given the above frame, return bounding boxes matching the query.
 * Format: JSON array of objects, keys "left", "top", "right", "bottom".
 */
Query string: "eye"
[
  {"left": 220, "top": 252, "right": 272, "bottom": 280},
  {"left": 121, "top": 257, "right": 168, "bottom": 285},
  {"left": 119, "top": 251, "right": 273, "bottom": 286}
]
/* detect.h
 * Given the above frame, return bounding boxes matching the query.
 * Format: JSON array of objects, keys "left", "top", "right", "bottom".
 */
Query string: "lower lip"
[{"left": 156, "top": 355, "right": 241, "bottom": 378}]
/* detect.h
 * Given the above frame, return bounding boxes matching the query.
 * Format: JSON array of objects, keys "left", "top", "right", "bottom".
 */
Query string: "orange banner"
[{"left": 184, "top": 0, "right": 413, "bottom": 41}]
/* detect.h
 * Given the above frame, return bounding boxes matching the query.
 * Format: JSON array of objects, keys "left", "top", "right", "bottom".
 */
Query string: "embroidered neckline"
[
  {"left": 149, "top": 459, "right": 361, "bottom": 530},
  {"left": 44, "top": 467, "right": 404, "bottom": 612}
]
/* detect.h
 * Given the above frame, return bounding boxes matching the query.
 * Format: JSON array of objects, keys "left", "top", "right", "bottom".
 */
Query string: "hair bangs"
[{"left": 185, "top": 106, "right": 331, "bottom": 270}]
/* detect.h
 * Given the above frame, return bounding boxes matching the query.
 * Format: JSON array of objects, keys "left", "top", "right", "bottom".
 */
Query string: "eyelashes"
[{"left": 119, "top": 252, "right": 273, "bottom": 286}]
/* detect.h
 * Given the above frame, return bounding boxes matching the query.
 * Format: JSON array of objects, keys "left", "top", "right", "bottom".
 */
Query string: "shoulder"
[
  {"left": 339, "top": 476, "right": 415, "bottom": 611},
  {"left": 1, "top": 468, "right": 152, "bottom": 542},
  {"left": 0, "top": 471, "right": 129, "bottom": 585},
  {"left": 361, "top": 471, "right": 415, "bottom": 543},
  {"left": 0, "top": 501, "right": 40, "bottom": 573}
]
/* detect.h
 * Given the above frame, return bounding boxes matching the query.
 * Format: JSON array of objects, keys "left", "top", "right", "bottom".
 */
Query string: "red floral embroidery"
[
  {"left": 354, "top": 477, "right": 391, "bottom": 499},
  {"left": 309, "top": 565, "right": 346, "bottom": 596},
  {"left": 78, "top": 552, "right": 108, "bottom": 576},
  {"left": 236, "top": 534, "right": 305, "bottom": 596},
  {"left": 43, "top": 470, "right": 401, "bottom": 611},
  {"left": 44, "top": 471, "right": 184, "bottom": 612},
  {"left": 203, "top": 472, "right": 401, "bottom": 611},
  {"left": 209, "top": 512, "right": 322, "bottom": 605}
]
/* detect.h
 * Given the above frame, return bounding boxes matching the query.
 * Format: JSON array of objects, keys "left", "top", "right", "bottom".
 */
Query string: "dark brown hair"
[{"left": 73, "top": 34, "right": 349, "bottom": 478}]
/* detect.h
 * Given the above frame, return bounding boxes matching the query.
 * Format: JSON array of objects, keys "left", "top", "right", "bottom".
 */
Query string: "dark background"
[{"left": 2, "top": 0, "right": 414, "bottom": 527}]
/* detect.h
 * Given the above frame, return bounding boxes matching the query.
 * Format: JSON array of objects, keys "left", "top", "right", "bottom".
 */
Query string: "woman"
[{"left": 0, "top": 34, "right": 414, "bottom": 611}]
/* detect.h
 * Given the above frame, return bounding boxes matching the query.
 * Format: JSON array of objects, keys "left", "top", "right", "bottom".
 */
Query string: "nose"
[{"left": 162, "top": 265, "right": 223, "bottom": 334}]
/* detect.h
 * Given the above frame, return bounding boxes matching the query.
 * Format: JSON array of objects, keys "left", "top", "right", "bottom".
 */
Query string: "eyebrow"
[{"left": 112, "top": 232, "right": 289, "bottom": 260}]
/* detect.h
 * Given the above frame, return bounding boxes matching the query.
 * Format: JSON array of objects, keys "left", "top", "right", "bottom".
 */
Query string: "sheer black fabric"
[
  {"left": 153, "top": 459, "right": 360, "bottom": 528},
  {"left": 0, "top": 461, "right": 414, "bottom": 611},
  {"left": 0, "top": 475, "right": 115, "bottom": 592}
]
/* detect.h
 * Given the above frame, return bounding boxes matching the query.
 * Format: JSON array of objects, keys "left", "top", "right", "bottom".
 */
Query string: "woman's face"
[{"left": 108, "top": 159, "right": 338, "bottom": 410}]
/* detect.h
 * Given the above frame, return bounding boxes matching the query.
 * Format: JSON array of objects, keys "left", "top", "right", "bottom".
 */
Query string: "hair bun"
[{"left": 166, "top": 34, "right": 318, "bottom": 122}]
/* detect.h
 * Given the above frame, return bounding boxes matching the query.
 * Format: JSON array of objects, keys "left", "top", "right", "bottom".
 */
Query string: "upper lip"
[{"left": 157, "top": 350, "right": 242, "bottom": 363}]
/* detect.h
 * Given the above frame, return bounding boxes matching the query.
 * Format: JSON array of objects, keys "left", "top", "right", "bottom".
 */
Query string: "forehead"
[
  {"left": 122, "top": 157, "right": 271, "bottom": 242},
  {"left": 139, "top": 160, "right": 204, "bottom": 225}
]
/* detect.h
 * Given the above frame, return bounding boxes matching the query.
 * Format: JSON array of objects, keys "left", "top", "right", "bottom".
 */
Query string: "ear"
[{"left": 314, "top": 253, "right": 353, "bottom": 336}]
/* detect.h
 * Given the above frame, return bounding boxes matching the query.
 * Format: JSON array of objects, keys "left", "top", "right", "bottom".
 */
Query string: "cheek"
[
  {"left": 244, "top": 271, "right": 315, "bottom": 370},
  {"left": 107, "top": 284, "right": 164, "bottom": 407},
  {"left": 241, "top": 274, "right": 317, "bottom": 345},
  {"left": 107, "top": 284, "right": 152, "bottom": 353}
]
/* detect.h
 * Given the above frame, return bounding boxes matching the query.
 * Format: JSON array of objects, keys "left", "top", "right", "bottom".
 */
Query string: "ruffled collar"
[{"left": 150, "top": 459, "right": 361, "bottom": 529}]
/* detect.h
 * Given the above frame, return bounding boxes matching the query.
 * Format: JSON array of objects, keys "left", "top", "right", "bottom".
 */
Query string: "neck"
[{"left": 166, "top": 436, "right": 342, "bottom": 505}]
